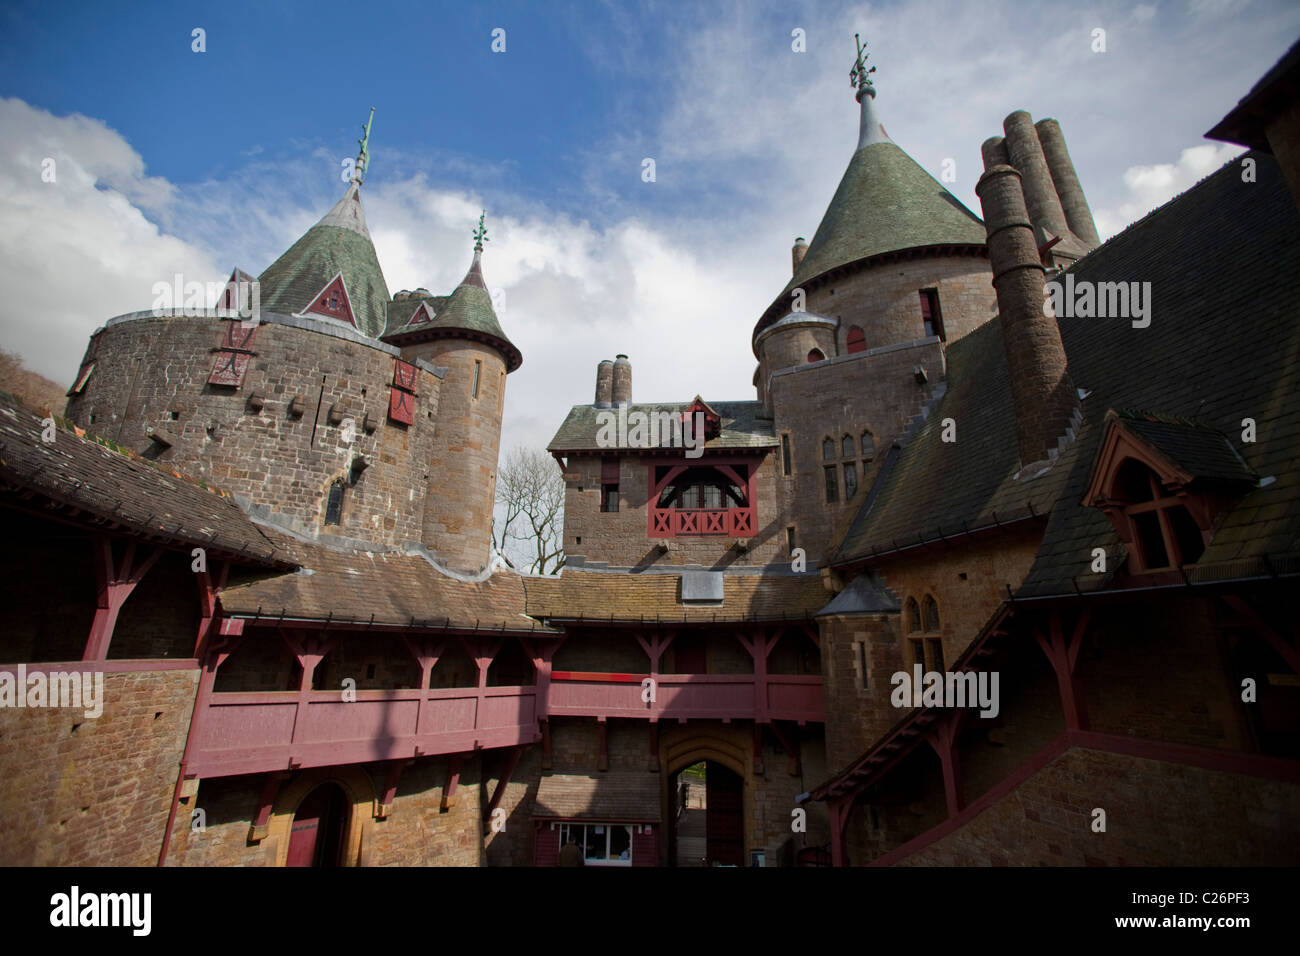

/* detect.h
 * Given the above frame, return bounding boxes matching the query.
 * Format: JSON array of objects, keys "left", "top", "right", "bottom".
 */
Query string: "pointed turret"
[
  {"left": 258, "top": 110, "right": 391, "bottom": 338},
  {"left": 382, "top": 210, "right": 522, "bottom": 371}
]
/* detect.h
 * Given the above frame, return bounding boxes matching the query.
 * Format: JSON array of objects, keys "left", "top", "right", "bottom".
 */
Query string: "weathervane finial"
[
  {"left": 354, "top": 107, "right": 375, "bottom": 184},
  {"left": 850, "top": 33, "right": 876, "bottom": 97},
  {"left": 473, "top": 209, "right": 489, "bottom": 252}
]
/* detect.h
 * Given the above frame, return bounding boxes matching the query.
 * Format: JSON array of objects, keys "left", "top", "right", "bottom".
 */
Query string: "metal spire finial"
[
  {"left": 850, "top": 33, "right": 876, "bottom": 96},
  {"left": 354, "top": 107, "right": 375, "bottom": 184},
  {"left": 473, "top": 209, "right": 489, "bottom": 252}
]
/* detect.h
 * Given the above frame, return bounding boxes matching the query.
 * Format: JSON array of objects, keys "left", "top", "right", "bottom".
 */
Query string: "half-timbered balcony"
[
  {"left": 649, "top": 506, "right": 756, "bottom": 537},
  {"left": 547, "top": 672, "right": 823, "bottom": 723},
  {"left": 187, "top": 684, "right": 539, "bottom": 778},
  {"left": 647, "top": 459, "right": 759, "bottom": 538}
]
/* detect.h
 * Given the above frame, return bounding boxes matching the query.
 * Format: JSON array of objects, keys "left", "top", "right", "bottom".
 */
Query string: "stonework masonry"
[{"left": 65, "top": 313, "right": 443, "bottom": 551}]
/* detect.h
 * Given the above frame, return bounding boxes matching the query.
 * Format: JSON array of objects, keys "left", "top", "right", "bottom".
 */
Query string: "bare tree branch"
[{"left": 493, "top": 446, "right": 565, "bottom": 574}]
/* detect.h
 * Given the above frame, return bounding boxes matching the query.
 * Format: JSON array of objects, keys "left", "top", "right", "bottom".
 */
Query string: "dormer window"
[{"left": 1083, "top": 410, "right": 1257, "bottom": 577}]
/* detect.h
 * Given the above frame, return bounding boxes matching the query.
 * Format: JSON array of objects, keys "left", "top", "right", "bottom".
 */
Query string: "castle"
[{"left": 1, "top": 37, "right": 1297, "bottom": 867}]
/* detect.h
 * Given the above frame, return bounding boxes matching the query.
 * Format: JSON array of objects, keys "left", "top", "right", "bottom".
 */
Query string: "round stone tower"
[{"left": 382, "top": 213, "right": 522, "bottom": 575}]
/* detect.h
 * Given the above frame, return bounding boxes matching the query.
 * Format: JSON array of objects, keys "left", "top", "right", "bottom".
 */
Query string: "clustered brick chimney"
[
  {"left": 976, "top": 153, "right": 1078, "bottom": 470},
  {"left": 594, "top": 358, "right": 613, "bottom": 407},
  {"left": 612, "top": 354, "right": 632, "bottom": 405},
  {"left": 982, "top": 111, "right": 1099, "bottom": 269}
]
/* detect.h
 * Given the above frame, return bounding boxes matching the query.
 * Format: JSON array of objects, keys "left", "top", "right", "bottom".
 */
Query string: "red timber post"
[
  {"left": 1032, "top": 607, "right": 1092, "bottom": 731},
  {"left": 738, "top": 627, "right": 780, "bottom": 723},
  {"left": 85, "top": 537, "right": 164, "bottom": 660},
  {"left": 377, "top": 760, "right": 411, "bottom": 819},
  {"left": 828, "top": 793, "right": 853, "bottom": 867},
  {"left": 281, "top": 630, "right": 336, "bottom": 751},
  {"left": 521, "top": 636, "right": 560, "bottom": 770},
  {"left": 402, "top": 636, "right": 445, "bottom": 742},
  {"left": 925, "top": 710, "right": 967, "bottom": 818},
  {"left": 193, "top": 560, "right": 230, "bottom": 657},
  {"left": 484, "top": 745, "right": 526, "bottom": 829},
  {"left": 463, "top": 636, "right": 503, "bottom": 743},
  {"left": 635, "top": 630, "right": 673, "bottom": 772},
  {"left": 159, "top": 618, "right": 243, "bottom": 866},
  {"left": 442, "top": 756, "right": 463, "bottom": 811}
]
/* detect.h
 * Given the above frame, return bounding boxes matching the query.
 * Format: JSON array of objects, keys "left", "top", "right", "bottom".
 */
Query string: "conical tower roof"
[
  {"left": 382, "top": 218, "right": 522, "bottom": 371},
  {"left": 756, "top": 43, "right": 986, "bottom": 340},
  {"left": 258, "top": 182, "right": 392, "bottom": 339}
]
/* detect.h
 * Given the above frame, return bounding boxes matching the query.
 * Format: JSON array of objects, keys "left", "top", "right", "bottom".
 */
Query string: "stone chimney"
[
  {"left": 976, "top": 160, "right": 1077, "bottom": 469},
  {"left": 612, "top": 354, "right": 632, "bottom": 405},
  {"left": 792, "top": 237, "right": 808, "bottom": 274},
  {"left": 1035, "top": 118, "right": 1101, "bottom": 247},
  {"left": 1003, "top": 111, "right": 1072, "bottom": 246},
  {"left": 595, "top": 359, "right": 613, "bottom": 407}
]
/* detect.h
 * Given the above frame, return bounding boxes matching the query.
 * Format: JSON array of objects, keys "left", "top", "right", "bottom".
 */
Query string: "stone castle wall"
[{"left": 65, "top": 312, "right": 444, "bottom": 552}]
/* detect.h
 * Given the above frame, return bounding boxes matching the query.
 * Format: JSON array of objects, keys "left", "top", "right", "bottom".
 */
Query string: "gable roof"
[
  {"left": 258, "top": 184, "right": 391, "bottom": 339},
  {"left": 548, "top": 400, "right": 777, "bottom": 454}
]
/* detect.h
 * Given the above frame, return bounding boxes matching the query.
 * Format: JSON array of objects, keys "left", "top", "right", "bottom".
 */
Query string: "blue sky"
[{"left": 2, "top": 0, "right": 1298, "bottom": 457}]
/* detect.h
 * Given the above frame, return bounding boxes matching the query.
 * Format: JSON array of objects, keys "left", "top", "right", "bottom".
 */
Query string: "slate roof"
[
  {"left": 0, "top": 395, "right": 289, "bottom": 566},
  {"left": 814, "top": 572, "right": 899, "bottom": 616},
  {"left": 833, "top": 312, "right": 1068, "bottom": 565},
  {"left": 834, "top": 149, "right": 1300, "bottom": 594},
  {"left": 383, "top": 250, "right": 522, "bottom": 372},
  {"left": 548, "top": 401, "right": 777, "bottom": 453},
  {"left": 258, "top": 184, "right": 391, "bottom": 339},
  {"left": 1110, "top": 411, "right": 1257, "bottom": 488},
  {"left": 533, "top": 772, "right": 661, "bottom": 820},
  {"left": 220, "top": 538, "right": 554, "bottom": 633},
  {"left": 1205, "top": 37, "right": 1300, "bottom": 151},
  {"left": 524, "top": 569, "right": 828, "bottom": 623},
  {"left": 385, "top": 295, "right": 449, "bottom": 330}
]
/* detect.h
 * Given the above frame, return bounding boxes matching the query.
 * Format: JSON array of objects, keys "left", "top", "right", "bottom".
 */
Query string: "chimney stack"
[
  {"left": 792, "top": 237, "right": 808, "bottom": 275},
  {"left": 612, "top": 354, "right": 632, "bottom": 405},
  {"left": 595, "top": 359, "right": 614, "bottom": 407},
  {"left": 1002, "top": 111, "right": 1073, "bottom": 246},
  {"left": 976, "top": 160, "right": 1077, "bottom": 468},
  {"left": 1035, "top": 118, "right": 1101, "bottom": 247}
]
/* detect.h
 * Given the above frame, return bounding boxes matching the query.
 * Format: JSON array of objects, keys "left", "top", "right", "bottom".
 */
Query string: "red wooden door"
[
  {"left": 286, "top": 784, "right": 347, "bottom": 867},
  {"left": 705, "top": 763, "right": 743, "bottom": 866}
]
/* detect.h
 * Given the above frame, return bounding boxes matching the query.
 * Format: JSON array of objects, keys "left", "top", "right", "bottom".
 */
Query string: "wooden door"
[
  {"left": 705, "top": 762, "right": 743, "bottom": 866},
  {"left": 286, "top": 783, "right": 347, "bottom": 867}
]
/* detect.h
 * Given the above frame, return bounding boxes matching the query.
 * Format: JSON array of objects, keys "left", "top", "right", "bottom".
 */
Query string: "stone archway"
[
  {"left": 265, "top": 766, "right": 376, "bottom": 867},
  {"left": 661, "top": 725, "right": 753, "bottom": 867}
]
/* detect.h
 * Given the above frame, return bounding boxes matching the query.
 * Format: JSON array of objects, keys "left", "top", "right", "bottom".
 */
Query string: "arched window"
[
  {"left": 822, "top": 438, "right": 835, "bottom": 461},
  {"left": 861, "top": 430, "right": 875, "bottom": 461},
  {"left": 922, "top": 595, "right": 941, "bottom": 632},
  {"left": 841, "top": 434, "right": 855, "bottom": 459},
  {"left": 905, "top": 597, "right": 921, "bottom": 633},
  {"left": 807, "top": 348, "right": 825, "bottom": 363},
  {"left": 325, "top": 479, "right": 345, "bottom": 525},
  {"left": 846, "top": 326, "right": 866, "bottom": 353}
]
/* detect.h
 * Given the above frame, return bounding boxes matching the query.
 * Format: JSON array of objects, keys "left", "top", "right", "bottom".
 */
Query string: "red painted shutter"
[
  {"left": 208, "top": 322, "right": 257, "bottom": 387},
  {"left": 388, "top": 359, "right": 418, "bottom": 425},
  {"left": 534, "top": 823, "right": 561, "bottom": 866},
  {"left": 601, "top": 457, "right": 620, "bottom": 483},
  {"left": 632, "top": 825, "right": 658, "bottom": 867}
]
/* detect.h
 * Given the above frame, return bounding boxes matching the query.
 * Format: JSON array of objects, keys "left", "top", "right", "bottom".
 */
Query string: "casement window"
[
  {"left": 908, "top": 637, "right": 945, "bottom": 673},
  {"left": 846, "top": 325, "right": 866, "bottom": 354},
  {"left": 325, "top": 479, "right": 345, "bottom": 525},
  {"left": 1110, "top": 459, "right": 1206, "bottom": 571},
  {"left": 557, "top": 823, "right": 633, "bottom": 866},
  {"left": 823, "top": 434, "right": 861, "bottom": 503},
  {"left": 861, "top": 430, "right": 875, "bottom": 462},
  {"left": 824, "top": 465, "right": 839, "bottom": 503},
  {"left": 905, "top": 597, "right": 921, "bottom": 633},
  {"left": 922, "top": 595, "right": 941, "bottom": 632},
  {"left": 920, "top": 289, "right": 944, "bottom": 340},
  {"left": 601, "top": 457, "right": 620, "bottom": 513},
  {"left": 843, "top": 461, "right": 858, "bottom": 499}
]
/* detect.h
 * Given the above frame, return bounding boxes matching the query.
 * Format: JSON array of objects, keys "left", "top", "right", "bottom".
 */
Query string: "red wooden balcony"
[
  {"left": 648, "top": 507, "right": 755, "bottom": 538},
  {"left": 547, "top": 672, "right": 823, "bottom": 723},
  {"left": 187, "top": 685, "right": 538, "bottom": 778}
]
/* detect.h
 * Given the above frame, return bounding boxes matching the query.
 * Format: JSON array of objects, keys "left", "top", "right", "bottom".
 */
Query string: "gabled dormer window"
[{"left": 1083, "top": 411, "right": 1257, "bottom": 576}]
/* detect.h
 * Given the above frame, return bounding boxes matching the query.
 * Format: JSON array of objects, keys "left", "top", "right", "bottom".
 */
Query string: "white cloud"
[{"left": 1093, "top": 142, "right": 1245, "bottom": 239}]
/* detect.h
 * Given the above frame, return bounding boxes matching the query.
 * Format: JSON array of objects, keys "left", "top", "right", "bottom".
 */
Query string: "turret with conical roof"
[
  {"left": 752, "top": 37, "right": 992, "bottom": 365},
  {"left": 258, "top": 111, "right": 391, "bottom": 338},
  {"left": 389, "top": 212, "right": 518, "bottom": 575}
]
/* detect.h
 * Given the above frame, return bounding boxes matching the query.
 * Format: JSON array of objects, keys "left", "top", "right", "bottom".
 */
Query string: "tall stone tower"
[{"left": 383, "top": 213, "right": 522, "bottom": 574}]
